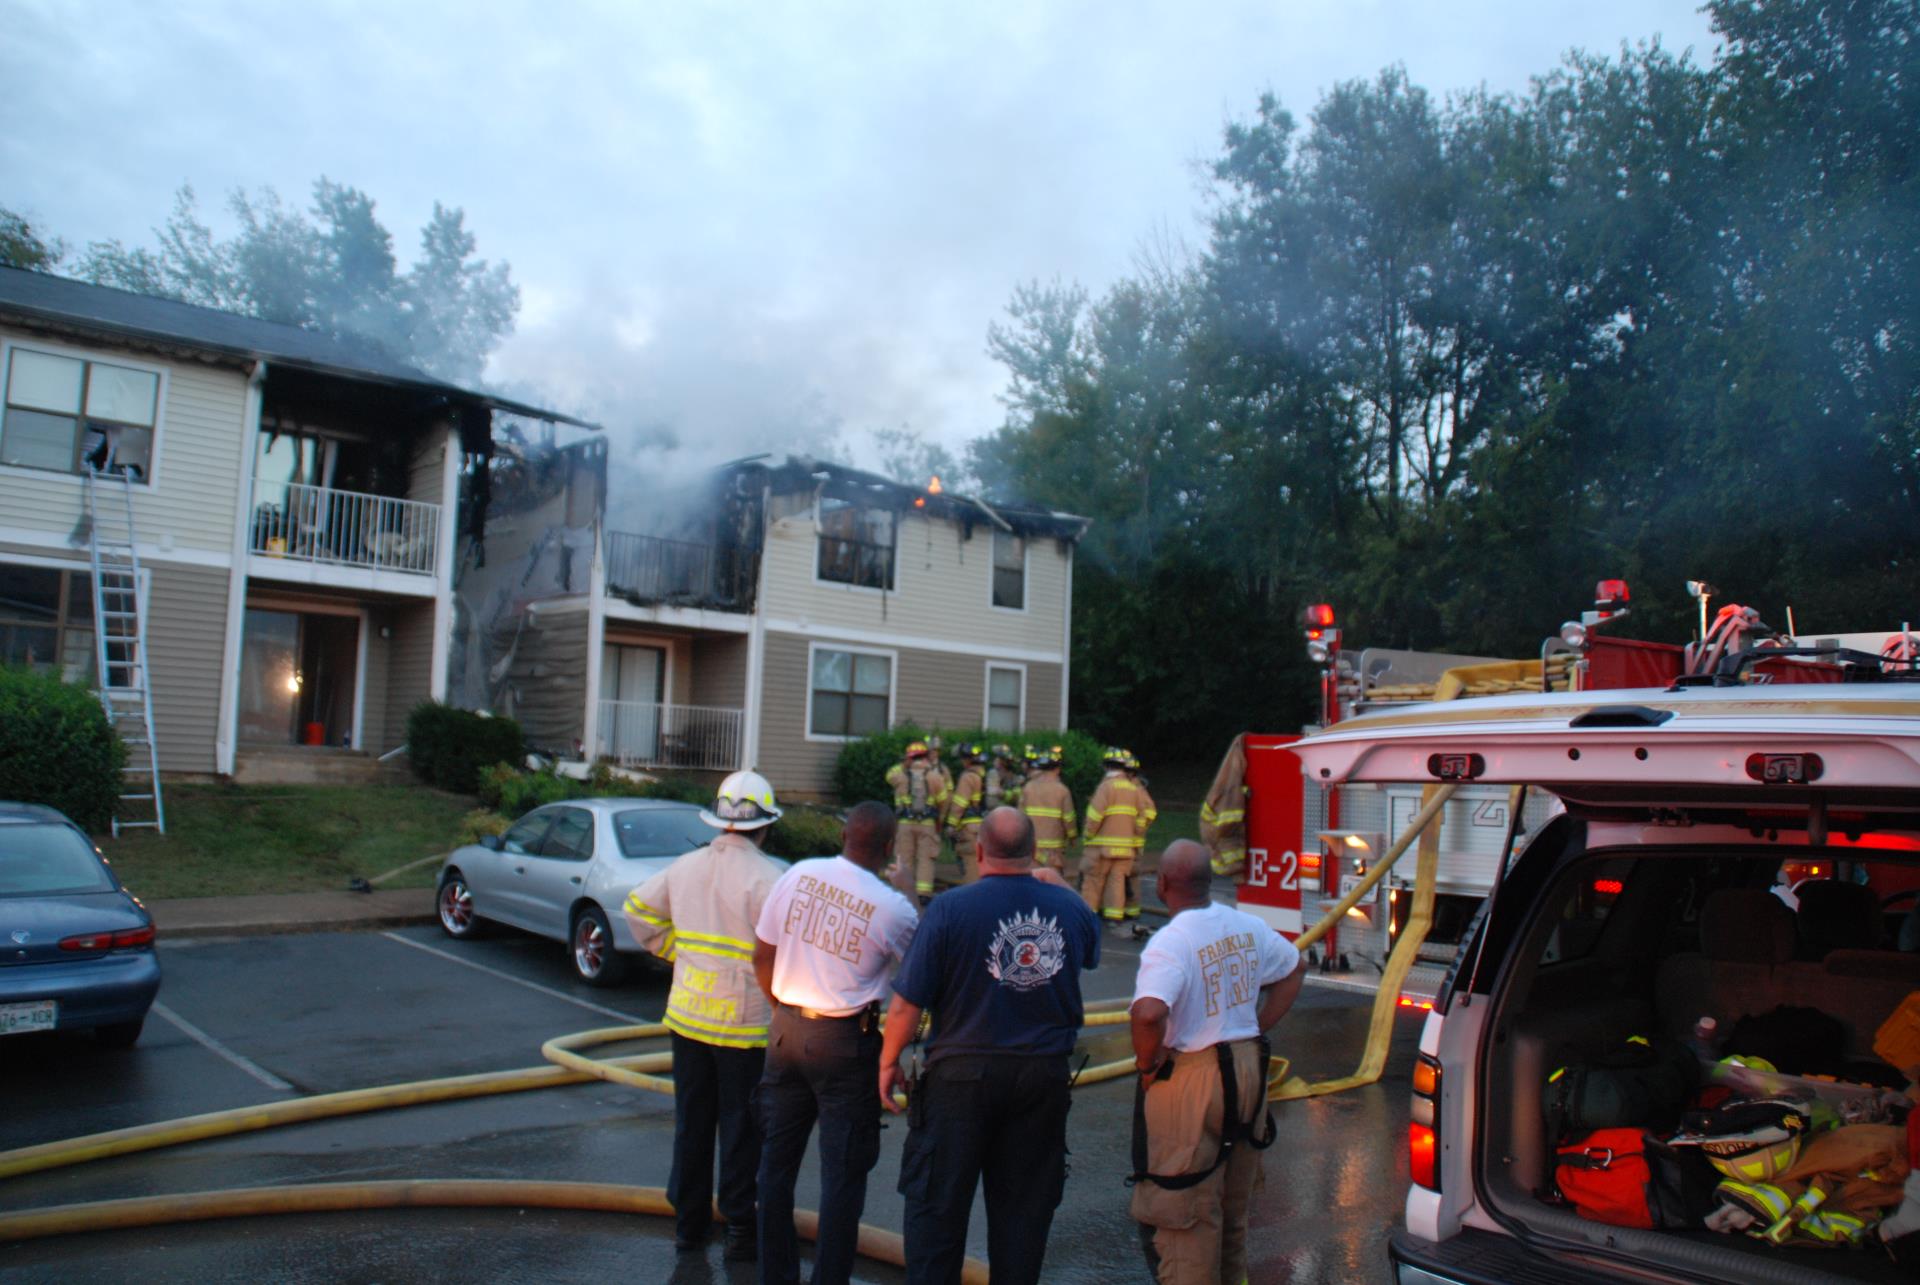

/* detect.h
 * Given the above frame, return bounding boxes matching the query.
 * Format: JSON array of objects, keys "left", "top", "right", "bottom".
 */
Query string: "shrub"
[
  {"left": 766, "top": 805, "right": 844, "bottom": 860},
  {"left": 406, "top": 703, "right": 525, "bottom": 794},
  {"left": 0, "top": 665, "right": 128, "bottom": 832},
  {"left": 832, "top": 725, "right": 1107, "bottom": 806},
  {"left": 456, "top": 808, "right": 511, "bottom": 845}
]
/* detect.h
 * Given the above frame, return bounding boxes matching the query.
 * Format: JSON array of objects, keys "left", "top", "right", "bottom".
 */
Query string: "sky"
[{"left": 3, "top": 1, "right": 1720, "bottom": 486}]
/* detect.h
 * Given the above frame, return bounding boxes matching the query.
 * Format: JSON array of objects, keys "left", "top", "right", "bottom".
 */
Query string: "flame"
[{"left": 927, "top": 475, "right": 943, "bottom": 495}]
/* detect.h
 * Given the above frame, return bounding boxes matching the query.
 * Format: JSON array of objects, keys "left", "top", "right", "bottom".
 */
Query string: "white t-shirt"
[
  {"left": 1131, "top": 902, "right": 1300, "bottom": 1052},
  {"left": 755, "top": 855, "right": 919, "bottom": 1014}
]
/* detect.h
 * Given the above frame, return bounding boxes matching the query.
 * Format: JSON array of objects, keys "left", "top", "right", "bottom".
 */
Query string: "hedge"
[
  {"left": 0, "top": 665, "right": 128, "bottom": 832},
  {"left": 406, "top": 703, "right": 525, "bottom": 794},
  {"left": 831, "top": 724, "right": 1108, "bottom": 808},
  {"left": 473, "top": 763, "right": 843, "bottom": 860}
]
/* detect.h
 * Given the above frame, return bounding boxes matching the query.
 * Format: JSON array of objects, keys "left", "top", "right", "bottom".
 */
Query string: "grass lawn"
[
  {"left": 1146, "top": 806, "right": 1200, "bottom": 851},
  {"left": 101, "top": 783, "right": 476, "bottom": 902}
]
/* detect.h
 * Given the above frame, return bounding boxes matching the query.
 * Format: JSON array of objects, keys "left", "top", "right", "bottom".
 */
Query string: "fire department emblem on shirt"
[{"left": 985, "top": 910, "right": 1066, "bottom": 992}]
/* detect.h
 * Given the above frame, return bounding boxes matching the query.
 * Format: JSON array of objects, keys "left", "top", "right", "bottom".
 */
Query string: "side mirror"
[{"left": 479, "top": 834, "right": 504, "bottom": 852}]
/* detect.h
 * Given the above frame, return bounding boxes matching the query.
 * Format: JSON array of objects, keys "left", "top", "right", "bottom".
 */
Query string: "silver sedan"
[{"left": 434, "top": 798, "right": 719, "bottom": 986}]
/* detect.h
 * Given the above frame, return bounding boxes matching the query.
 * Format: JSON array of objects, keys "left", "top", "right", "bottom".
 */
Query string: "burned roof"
[
  {"left": 0, "top": 265, "right": 596, "bottom": 429},
  {"left": 750, "top": 454, "right": 1089, "bottom": 542}
]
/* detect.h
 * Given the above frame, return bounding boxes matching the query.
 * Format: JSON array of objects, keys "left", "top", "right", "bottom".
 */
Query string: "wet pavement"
[{"left": 0, "top": 921, "right": 1419, "bottom": 1282}]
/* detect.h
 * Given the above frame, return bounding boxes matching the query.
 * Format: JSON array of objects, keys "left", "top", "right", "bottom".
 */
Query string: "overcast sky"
[{"left": 5, "top": 1, "right": 1719, "bottom": 483}]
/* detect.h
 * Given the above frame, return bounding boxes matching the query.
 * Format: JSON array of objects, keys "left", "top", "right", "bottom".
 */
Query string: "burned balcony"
[{"left": 605, "top": 531, "right": 752, "bottom": 611}]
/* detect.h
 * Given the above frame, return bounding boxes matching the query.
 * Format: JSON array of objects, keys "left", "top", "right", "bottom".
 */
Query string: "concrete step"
[{"left": 233, "top": 747, "right": 404, "bottom": 786}]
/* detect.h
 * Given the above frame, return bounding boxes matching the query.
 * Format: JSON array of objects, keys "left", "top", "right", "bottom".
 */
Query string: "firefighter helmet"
[
  {"left": 1672, "top": 1098, "right": 1809, "bottom": 1184},
  {"left": 990, "top": 742, "right": 1013, "bottom": 761},
  {"left": 1103, "top": 746, "right": 1130, "bottom": 768},
  {"left": 904, "top": 740, "right": 930, "bottom": 759},
  {"left": 1125, "top": 751, "right": 1142, "bottom": 771},
  {"left": 960, "top": 741, "right": 986, "bottom": 762},
  {"left": 1034, "top": 744, "right": 1063, "bottom": 769},
  {"left": 701, "top": 770, "right": 783, "bottom": 832}
]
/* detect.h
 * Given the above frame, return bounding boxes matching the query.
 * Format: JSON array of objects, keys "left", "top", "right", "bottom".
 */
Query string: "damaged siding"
[{"left": 508, "top": 607, "right": 590, "bottom": 752}]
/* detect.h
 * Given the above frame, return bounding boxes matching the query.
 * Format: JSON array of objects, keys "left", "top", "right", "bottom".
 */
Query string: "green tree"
[
  {"left": 76, "top": 180, "right": 518, "bottom": 384},
  {"left": 0, "top": 206, "right": 65, "bottom": 270}
]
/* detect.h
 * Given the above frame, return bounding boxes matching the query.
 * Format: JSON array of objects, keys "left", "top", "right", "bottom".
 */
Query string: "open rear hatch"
[{"left": 1297, "top": 683, "right": 1920, "bottom": 1283}]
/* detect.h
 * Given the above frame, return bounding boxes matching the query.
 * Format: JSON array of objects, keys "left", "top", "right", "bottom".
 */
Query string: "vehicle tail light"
[
  {"left": 1593, "top": 878, "right": 1624, "bottom": 896},
  {"left": 1410, "top": 1053, "right": 1442, "bottom": 1191},
  {"left": 58, "top": 925, "right": 155, "bottom": 952}
]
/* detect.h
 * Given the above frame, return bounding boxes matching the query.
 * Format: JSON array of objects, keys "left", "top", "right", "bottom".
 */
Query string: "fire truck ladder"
[{"left": 83, "top": 468, "right": 164, "bottom": 836}]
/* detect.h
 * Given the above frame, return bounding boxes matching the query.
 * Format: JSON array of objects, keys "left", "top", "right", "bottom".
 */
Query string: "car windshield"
[
  {"left": 0, "top": 823, "right": 115, "bottom": 896},
  {"left": 613, "top": 809, "right": 714, "bottom": 859}
]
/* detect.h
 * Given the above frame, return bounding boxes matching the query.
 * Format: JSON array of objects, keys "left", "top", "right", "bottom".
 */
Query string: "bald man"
[
  {"left": 1128, "top": 840, "right": 1307, "bottom": 1285},
  {"left": 880, "top": 807, "right": 1101, "bottom": 1284}
]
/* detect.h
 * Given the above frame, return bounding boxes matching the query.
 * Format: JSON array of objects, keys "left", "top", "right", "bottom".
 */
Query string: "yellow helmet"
[
  {"left": 702, "top": 770, "right": 782, "bottom": 832},
  {"left": 904, "top": 740, "right": 930, "bottom": 759}
]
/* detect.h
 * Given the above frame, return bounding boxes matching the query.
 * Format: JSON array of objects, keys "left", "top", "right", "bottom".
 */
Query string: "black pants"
[
  {"left": 669, "top": 1031, "right": 766, "bottom": 1242},
  {"left": 757, "top": 1005, "right": 884, "bottom": 1285},
  {"left": 898, "top": 1053, "right": 1071, "bottom": 1285}
]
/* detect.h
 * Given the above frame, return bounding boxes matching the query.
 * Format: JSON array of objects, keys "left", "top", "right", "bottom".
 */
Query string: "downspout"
[
  {"left": 741, "top": 487, "right": 770, "bottom": 773},
  {"left": 214, "top": 359, "right": 267, "bottom": 777},
  {"left": 582, "top": 523, "right": 606, "bottom": 761},
  {"left": 428, "top": 423, "right": 460, "bottom": 702},
  {"left": 1059, "top": 540, "right": 1073, "bottom": 729}
]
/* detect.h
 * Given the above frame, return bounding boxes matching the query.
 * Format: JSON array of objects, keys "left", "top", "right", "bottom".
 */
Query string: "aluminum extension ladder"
[{"left": 82, "top": 468, "right": 164, "bottom": 836}]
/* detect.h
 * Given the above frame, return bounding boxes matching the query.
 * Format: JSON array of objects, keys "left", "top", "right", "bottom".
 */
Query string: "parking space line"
[
  {"left": 380, "top": 932, "right": 645, "bottom": 1024},
  {"left": 152, "top": 1001, "right": 295, "bottom": 1092}
]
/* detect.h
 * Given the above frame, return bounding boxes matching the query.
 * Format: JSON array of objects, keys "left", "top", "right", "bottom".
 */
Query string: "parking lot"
[{"left": 0, "top": 921, "right": 1419, "bottom": 1282}]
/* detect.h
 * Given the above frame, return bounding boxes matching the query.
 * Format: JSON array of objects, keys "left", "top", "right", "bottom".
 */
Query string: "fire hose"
[{"left": 0, "top": 998, "right": 1151, "bottom": 1275}]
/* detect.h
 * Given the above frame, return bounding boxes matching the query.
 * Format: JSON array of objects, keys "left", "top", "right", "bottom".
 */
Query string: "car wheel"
[
  {"left": 438, "top": 871, "right": 485, "bottom": 939},
  {"left": 96, "top": 1018, "right": 144, "bottom": 1048},
  {"left": 571, "top": 905, "right": 626, "bottom": 987}
]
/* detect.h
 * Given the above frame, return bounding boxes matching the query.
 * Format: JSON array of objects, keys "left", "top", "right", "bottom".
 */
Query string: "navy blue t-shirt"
[{"left": 891, "top": 873, "right": 1100, "bottom": 1062}]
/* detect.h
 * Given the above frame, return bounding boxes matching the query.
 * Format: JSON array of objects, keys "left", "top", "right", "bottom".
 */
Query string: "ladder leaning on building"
[{"left": 82, "top": 468, "right": 164, "bottom": 836}]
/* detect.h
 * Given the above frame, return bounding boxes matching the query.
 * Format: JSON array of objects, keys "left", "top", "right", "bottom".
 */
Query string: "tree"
[
  {"left": 75, "top": 180, "right": 518, "bottom": 384},
  {"left": 0, "top": 206, "right": 64, "bottom": 270}
]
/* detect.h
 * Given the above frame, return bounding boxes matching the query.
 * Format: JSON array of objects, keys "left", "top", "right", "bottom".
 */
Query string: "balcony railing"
[
  {"left": 250, "top": 481, "right": 441, "bottom": 576},
  {"left": 605, "top": 531, "right": 716, "bottom": 604},
  {"left": 598, "top": 701, "right": 743, "bottom": 772}
]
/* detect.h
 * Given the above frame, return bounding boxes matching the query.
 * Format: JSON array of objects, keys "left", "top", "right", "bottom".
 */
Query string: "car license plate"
[{"left": 0, "top": 1000, "right": 56, "bottom": 1036}]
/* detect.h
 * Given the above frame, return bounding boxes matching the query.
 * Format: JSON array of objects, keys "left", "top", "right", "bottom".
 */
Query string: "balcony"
[
  {"left": 605, "top": 531, "right": 752, "bottom": 611},
  {"left": 250, "top": 482, "right": 441, "bottom": 578},
  {"left": 597, "top": 701, "right": 743, "bottom": 772}
]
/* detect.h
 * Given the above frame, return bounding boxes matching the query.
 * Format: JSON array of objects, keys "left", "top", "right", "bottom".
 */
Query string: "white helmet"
[{"left": 701, "top": 770, "right": 783, "bottom": 832}]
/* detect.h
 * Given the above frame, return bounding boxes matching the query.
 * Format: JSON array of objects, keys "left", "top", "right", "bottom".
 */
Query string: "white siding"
[
  {"left": 757, "top": 508, "right": 1069, "bottom": 658},
  {"left": 0, "top": 326, "right": 247, "bottom": 556}
]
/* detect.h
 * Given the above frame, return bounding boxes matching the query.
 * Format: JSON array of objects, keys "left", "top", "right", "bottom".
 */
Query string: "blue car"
[{"left": 0, "top": 803, "right": 160, "bottom": 1048}]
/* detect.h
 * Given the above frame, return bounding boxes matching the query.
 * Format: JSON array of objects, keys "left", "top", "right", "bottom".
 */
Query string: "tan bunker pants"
[{"left": 1130, "top": 1039, "right": 1267, "bottom": 1285}]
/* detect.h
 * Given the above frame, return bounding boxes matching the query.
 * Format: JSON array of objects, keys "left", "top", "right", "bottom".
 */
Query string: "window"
[
  {"left": 0, "top": 563, "right": 96, "bottom": 684},
  {"left": 614, "top": 808, "right": 716, "bottom": 858},
  {"left": 539, "top": 807, "right": 596, "bottom": 860},
  {"left": 0, "top": 824, "right": 114, "bottom": 897},
  {"left": 991, "top": 530, "right": 1025, "bottom": 610},
  {"left": 817, "top": 497, "right": 895, "bottom": 590},
  {"left": 985, "top": 664, "right": 1024, "bottom": 733},
  {"left": 501, "top": 812, "right": 553, "bottom": 855},
  {"left": 2, "top": 346, "right": 159, "bottom": 481},
  {"left": 810, "top": 647, "right": 892, "bottom": 738}
]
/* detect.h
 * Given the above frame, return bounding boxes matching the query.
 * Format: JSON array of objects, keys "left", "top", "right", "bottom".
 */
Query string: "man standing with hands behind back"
[
  {"left": 879, "top": 807, "right": 1100, "bottom": 1284},
  {"left": 1129, "top": 839, "right": 1307, "bottom": 1284},
  {"left": 752, "top": 800, "right": 918, "bottom": 1285}
]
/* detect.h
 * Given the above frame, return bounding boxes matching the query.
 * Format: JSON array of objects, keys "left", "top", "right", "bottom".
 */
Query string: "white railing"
[
  {"left": 598, "top": 701, "right": 743, "bottom": 771},
  {"left": 250, "top": 481, "right": 441, "bottom": 576}
]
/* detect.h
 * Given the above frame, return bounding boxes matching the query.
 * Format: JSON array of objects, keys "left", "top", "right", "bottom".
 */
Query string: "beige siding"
[
  {"left": 0, "top": 327, "right": 247, "bottom": 555},
  {"left": 756, "top": 630, "right": 1063, "bottom": 799},
  {"left": 145, "top": 561, "right": 229, "bottom": 774},
  {"left": 385, "top": 599, "right": 437, "bottom": 748},
  {"left": 406, "top": 429, "right": 449, "bottom": 506},
  {"left": 690, "top": 633, "right": 748, "bottom": 710},
  {"left": 508, "top": 608, "right": 589, "bottom": 751},
  {"left": 756, "top": 509, "right": 1070, "bottom": 658},
  {"left": 361, "top": 607, "right": 394, "bottom": 753}
]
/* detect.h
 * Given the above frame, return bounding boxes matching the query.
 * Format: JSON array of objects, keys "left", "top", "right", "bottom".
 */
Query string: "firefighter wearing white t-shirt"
[
  {"left": 752, "top": 801, "right": 919, "bottom": 1285},
  {"left": 1129, "top": 839, "right": 1307, "bottom": 1285}
]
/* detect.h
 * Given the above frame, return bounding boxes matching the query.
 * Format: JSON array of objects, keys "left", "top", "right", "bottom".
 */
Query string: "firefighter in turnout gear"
[
  {"left": 1083, "top": 747, "right": 1144, "bottom": 927},
  {"left": 622, "top": 770, "right": 787, "bottom": 1260},
  {"left": 1124, "top": 751, "right": 1157, "bottom": 929},
  {"left": 984, "top": 743, "right": 1023, "bottom": 810},
  {"left": 1019, "top": 744, "right": 1077, "bottom": 869},
  {"left": 1199, "top": 736, "right": 1250, "bottom": 878},
  {"left": 885, "top": 740, "right": 950, "bottom": 904},
  {"left": 945, "top": 742, "right": 987, "bottom": 884}
]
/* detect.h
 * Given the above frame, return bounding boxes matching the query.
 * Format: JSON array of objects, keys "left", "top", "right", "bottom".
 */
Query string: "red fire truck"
[{"left": 1231, "top": 584, "right": 1920, "bottom": 998}]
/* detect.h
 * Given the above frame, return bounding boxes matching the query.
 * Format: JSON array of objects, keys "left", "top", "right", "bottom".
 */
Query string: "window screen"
[
  {"left": 986, "top": 665, "right": 1023, "bottom": 732},
  {"left": 991, "top": 530, "right": 1025, "bottom": 609},
  {"left": 810, "top": 648, "right": 891, "bottom": 737}
]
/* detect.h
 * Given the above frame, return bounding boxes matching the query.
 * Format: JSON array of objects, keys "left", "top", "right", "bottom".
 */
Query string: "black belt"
[{"left": 785, "top": 1001, "right": 883, "bottom": 1030}]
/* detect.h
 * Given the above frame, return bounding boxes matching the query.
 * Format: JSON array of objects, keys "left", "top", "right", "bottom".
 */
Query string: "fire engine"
[{"left": 1230, "top": 582, "right": 1920, "bottom": 1001}]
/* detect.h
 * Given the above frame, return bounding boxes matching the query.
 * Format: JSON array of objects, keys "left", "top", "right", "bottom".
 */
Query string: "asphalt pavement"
[{"left": 0, "top": 896, "right": 1419, "bottom": 1283}]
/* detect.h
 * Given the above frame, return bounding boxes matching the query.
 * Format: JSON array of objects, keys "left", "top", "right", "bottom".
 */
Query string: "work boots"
[{"left": 723, "top": 1222, "right": 757, "bottom": 1263}]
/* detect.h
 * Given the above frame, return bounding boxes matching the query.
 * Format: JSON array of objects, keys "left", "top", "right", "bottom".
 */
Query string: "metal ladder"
[{"left": 83, "top": 468, "right": 164, "bottom": 836}]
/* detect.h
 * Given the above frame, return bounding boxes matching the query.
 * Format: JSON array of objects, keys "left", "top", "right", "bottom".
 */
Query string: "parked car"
[
  {"left": 436, "top": 798, "right": 722, "bottom": 986},
  {"left": 0, "top": 802, "right": 161, "bottom": 1047},
  {"left": 1295, "top": 680, "right": 1920, "bottom": 1284}
]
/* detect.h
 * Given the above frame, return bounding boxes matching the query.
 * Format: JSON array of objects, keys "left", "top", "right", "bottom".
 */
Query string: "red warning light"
[
  {"left": 1304, "top": 603, "right": 1336, "bottom": 629},
  {"left": 1593, "top": 879, "right": 1624, "bottom": 896},
  {"left": 1596, "top": 579, "right": 1630, "bottom": 604}
]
